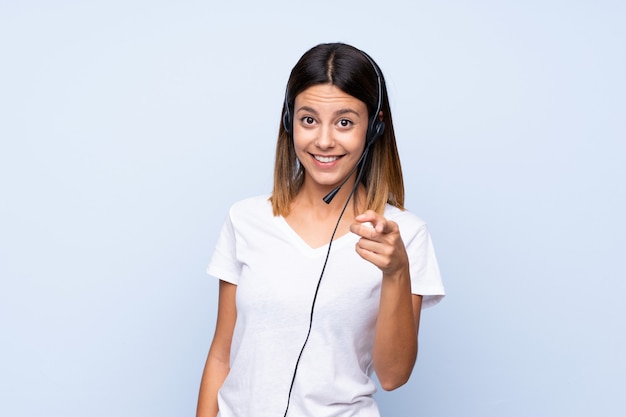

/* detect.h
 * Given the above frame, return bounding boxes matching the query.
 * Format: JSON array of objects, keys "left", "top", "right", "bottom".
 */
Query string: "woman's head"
[{"left": 271, "top": 42, "right": 404, "bottom": 216}]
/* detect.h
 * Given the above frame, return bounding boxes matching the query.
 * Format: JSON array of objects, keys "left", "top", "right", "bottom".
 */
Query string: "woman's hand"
[{"left": 350, "top": 209, "right": 409, "bottom": 276}]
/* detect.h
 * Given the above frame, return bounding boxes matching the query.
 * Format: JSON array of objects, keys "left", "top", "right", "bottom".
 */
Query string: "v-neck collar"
[{"left": 274, "top": 215, "right": 358, "bottom": 257}]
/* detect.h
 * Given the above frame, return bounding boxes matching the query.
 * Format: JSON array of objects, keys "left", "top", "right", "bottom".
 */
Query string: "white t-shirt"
[{"left": 207, "top": 195, "right": 445, "bottom": 417}]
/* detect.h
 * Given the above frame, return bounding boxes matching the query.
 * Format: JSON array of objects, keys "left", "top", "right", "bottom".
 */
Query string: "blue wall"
[{"left": 1, "top": 1, "right": 624, "bottom": 416}]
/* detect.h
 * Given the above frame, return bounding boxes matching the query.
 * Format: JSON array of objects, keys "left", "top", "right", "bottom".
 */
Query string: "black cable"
[{"left": 282, "top": 146, "right": 371, "bottom": 417}]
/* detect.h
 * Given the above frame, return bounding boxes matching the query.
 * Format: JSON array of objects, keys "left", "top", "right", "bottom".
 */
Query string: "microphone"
[{"left": 322, "top": 144, "right": 371, "bottom": 204}]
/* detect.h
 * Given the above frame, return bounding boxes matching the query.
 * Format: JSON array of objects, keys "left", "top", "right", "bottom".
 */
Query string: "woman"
[{"left": 197, "top": 42, "right": 445, "bottom": 417}]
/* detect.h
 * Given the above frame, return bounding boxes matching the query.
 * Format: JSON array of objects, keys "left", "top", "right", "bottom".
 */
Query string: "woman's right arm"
[{"left": 196, "top": 280, "right": 237, "bottom": 417}]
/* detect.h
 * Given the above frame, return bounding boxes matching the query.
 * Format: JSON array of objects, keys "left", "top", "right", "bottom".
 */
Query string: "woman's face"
[{"left": 293, "top": 83, "right": 369, "bottom": 191}]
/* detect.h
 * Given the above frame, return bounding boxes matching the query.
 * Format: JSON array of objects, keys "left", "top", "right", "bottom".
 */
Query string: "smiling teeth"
[{"left": 314, "top": 155, "right": 339, "bottom": 163}]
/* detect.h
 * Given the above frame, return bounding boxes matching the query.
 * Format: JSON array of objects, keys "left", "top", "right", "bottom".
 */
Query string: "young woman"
[{"left": 197, "top": 42, "right": 445, "bottom": 417}]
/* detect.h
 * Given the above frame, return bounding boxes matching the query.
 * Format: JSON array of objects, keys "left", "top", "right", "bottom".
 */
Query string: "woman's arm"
[
  {"left": 351, "top": 210, "right": 421, "bottom": 391},
  {"left": 196, "top": 280, "right": 237, "bottom": 417},
  {"left": 373, "top": 283, "right": 421, "bottom": 391}
]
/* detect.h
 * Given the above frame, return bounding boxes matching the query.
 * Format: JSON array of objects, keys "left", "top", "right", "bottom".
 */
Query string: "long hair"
[{"left": 270, "top": 43, "right": 404, "bottom": 216}]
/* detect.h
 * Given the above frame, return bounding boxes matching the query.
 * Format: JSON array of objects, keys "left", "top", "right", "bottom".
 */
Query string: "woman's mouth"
[{"left": 313, "top": 154, "right": 340, "bottom": 163}]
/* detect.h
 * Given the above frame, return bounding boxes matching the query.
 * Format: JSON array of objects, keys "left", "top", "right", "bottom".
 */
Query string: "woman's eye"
[
  {"left": 301, "top": 116, "right": 315, "bottom": 125},
  {"left": 338, "top": 119, "right": 352, "bottom": 127}
]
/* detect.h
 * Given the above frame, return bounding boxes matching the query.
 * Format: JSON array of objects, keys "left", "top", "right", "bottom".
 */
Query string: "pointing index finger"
[{"left": 356, "top": 210, "right": 389, "bottom": 234}]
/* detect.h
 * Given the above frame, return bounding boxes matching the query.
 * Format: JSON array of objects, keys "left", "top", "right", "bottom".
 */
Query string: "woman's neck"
[
  {"left": 295, "top": 177, "right": 363, "bottom": 213},
  {"left": 284, "top": 183, "right": 366, "bottom": 248}
]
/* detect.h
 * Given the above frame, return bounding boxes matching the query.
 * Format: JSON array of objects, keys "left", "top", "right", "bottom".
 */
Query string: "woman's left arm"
[{"left": 350, "top": 210, "right": 422, "bottom": 391}]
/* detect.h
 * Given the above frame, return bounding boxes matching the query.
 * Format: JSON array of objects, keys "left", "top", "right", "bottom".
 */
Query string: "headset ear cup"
[
  {"left": 367, "top": 120, "right": 385, "bottom": 145},
  {"left": 374, "top": 120, "right": 385, "bottom": 140},
  {"left": 282, "top": 108, "right": 292, "bottom": 134}
]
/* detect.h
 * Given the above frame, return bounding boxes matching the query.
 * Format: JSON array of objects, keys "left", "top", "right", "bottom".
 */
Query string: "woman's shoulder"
[
  {"left": 384, "top": 204, "right": 427, "bottom": 229},
  {"left": 227, "top": 194, "right": 273, "bottom": 220}
]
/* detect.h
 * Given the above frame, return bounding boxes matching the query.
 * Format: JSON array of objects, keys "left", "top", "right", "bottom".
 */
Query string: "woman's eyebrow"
[
  {"left": 295, "top": 105, "right": 319, "bottom": 115},
  {"left": 334, "top": 108, "right": 361, "bottom": 117}
]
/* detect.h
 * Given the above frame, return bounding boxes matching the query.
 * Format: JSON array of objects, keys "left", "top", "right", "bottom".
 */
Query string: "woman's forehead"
[{"left": 294, "top": 84, "right": 366, "bottom": 114}]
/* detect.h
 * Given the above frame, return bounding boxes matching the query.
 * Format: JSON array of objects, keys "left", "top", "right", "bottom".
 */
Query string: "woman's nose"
[{"left": 315, "top": 126, "right": 335, "bottom": 149}]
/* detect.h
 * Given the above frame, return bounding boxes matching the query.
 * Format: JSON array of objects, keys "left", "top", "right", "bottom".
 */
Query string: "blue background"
[{"left": 1, "top": 0, "right": 624, "bottom": 416}]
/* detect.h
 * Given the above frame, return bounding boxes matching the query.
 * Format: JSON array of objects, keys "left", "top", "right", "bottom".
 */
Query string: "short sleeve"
[
  {"left": 206, "top": 212, "right": 241, "bottom": 285},
  {"left": 403, "top": 221, "right": 445, "bottom": 309}
]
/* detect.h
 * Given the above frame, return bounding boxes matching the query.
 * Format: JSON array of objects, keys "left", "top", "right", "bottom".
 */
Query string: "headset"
[{"left": 281, "top": 50, "right": 387, "bottom": 417}]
